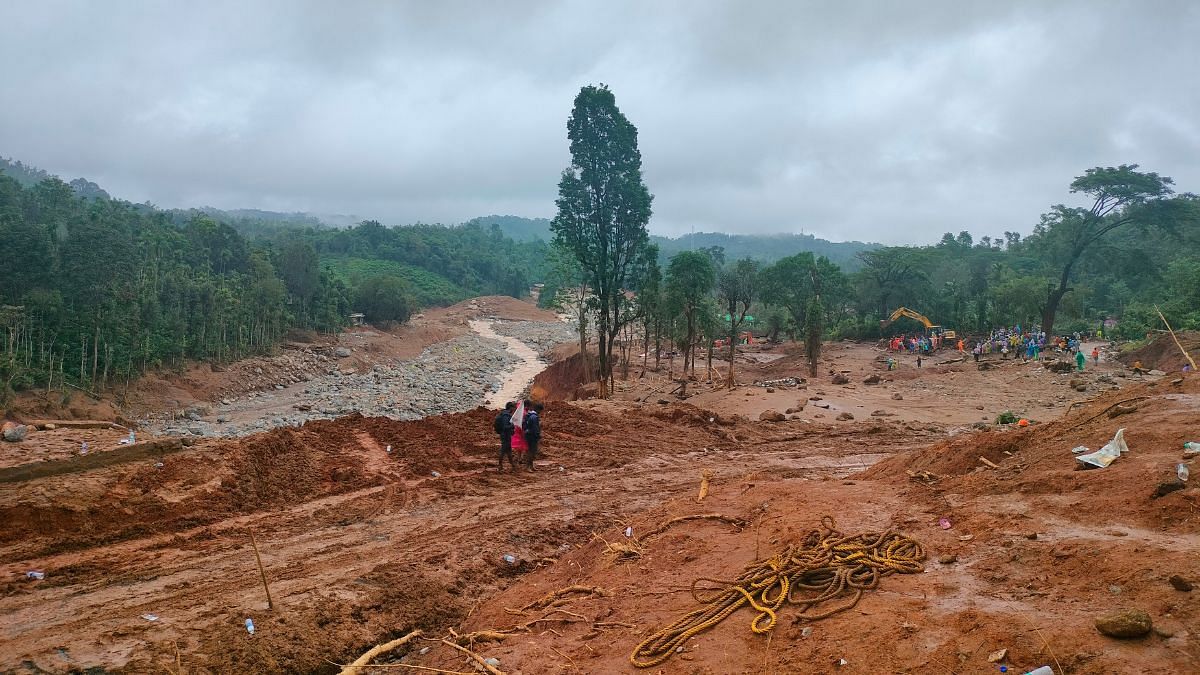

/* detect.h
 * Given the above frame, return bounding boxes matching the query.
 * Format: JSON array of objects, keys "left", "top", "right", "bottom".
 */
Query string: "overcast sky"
[{"left": 2, "top": 1, "right": 1198, "bottom": 244}]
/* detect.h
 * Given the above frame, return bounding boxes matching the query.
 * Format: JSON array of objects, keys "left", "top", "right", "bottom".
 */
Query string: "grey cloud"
[{"left": 1, "top": 0, "right": 1198, "bottom": 245}]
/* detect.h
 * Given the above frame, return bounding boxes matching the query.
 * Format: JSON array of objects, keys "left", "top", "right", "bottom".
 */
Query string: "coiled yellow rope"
[{"left": 630, "top": 516, "right": 925, "bottom": 668}]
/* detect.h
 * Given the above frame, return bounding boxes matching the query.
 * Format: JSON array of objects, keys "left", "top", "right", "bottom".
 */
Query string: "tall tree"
[
  {"left": 1031, "top": 165, "right": 1174, "bottom": 336},
  {"left": 716, "top": 258, "right": 758, "bottom": 387},
  {"left": 665, "top": 251, "right": 716, "bottom": 383},
  {"left": 551, "top": 85, "right": 653, "bottom": 397}
]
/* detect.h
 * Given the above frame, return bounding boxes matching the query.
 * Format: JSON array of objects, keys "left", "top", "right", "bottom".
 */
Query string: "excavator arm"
[{"left": 881, "top": 307, "right": 934, "bottom": 329}]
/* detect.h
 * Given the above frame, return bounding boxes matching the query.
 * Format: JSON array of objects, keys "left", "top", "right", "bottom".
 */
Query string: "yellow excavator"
[{"left": 879, "top": 307, "right": 957, "bottom": 339}]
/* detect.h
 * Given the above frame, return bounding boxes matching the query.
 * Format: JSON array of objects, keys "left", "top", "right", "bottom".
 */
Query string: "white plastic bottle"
[
  {"left": 1179, "top": 463, "right": 1190, "bottom": 482},
  {"left": 1025, "top": 667, "right": 1054, "bottom": 675}
]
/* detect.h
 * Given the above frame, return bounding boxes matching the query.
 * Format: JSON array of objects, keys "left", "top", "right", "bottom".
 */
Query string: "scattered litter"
[
  {"left": 385, "top": 444, "right": 392, "bottom": 453},
  {"left": 502, "top": 554, "right": 517, "bottom": 565},
  {"left": 1184, "top": 442, "right": 1200, "bottom": 458},
  {"left": 1076, "top": 428, "right": 1127, "bottom": 469},
  {"left": 801, "top": 626, "right": 812, "bottom": 637},
  {"left": 431, "top": 471, "right": 441, "bottom": 478},
  {"left": 1071, "top": 446, "right": 1090, "bottom": 454},
  {"left": 154, "top": 462, "right": 164, "bottom": 469},
  {"left": 938, "top": 517, "right": 952, "bottom": 530},
  {"left": 245, "top": 618, "right": 255, "bottom": 635},
  {"left": 118, "top": 438, "right": 130, "bottom": 445},
  {"left": 141, "top": 614, "right": 159, "bottom": 622},
  {"left": 418, "top": 647, "right": 430, "bottom": 656},
  {"left": 1026, "top": 668, "right": 1055, "bottom": 675},
  {"left": 987, "top": 647, "right": 1007, "bottom": 663},
  {"left": 624, "top": 526, "right": 633, "bottom": 538},
  {"left": 128, "top": 430, "right": 136, "bottom": 444},
  {"left": 1177, "top": 463, "right": 1189, "bottom": 482},
  {"left": 79, "top": 442, "right": 88, "bottom": 455},
  {"left": 558, "top": 465, "right": 565, "bottom": 472},
  {"left": 958, "top": 534, "right": 974, "bottom": 541},
  {"left": 26, "top": 571, "right": 45, "bottom": 580},
  {"left": 835, "top": 658, "right": 848, "bottom": 667},
  {"left": 484, "top": 657, "right": 501, "bottom": 667}
]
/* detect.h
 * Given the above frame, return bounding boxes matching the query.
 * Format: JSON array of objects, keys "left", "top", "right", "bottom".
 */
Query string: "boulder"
[
  {"left": 1168, "top": 574, "right": 1193, "bottom": 592},
  {"left": 335, "top": 347, "right": 352, "bottom": 358},
  {"left": 1152, "top": 479, "right": 1186, "bottom": 499},
  {"left": 831, "top": 373, "right": 850, "bottom": 385},
  {"left": 759, "top": 409, "right": 786, "bottom": 422},
  {"left": 2, "top": 423, "right": 29, "bottom": 442},
  {"left": 1094, "top": 609, "right": 1152, "bottom": 639},
  {"left": 891, "top": 392, "right": 904, "bottom": 400},
  {"left": 862, "top": 374, "right": 881, "bottom": 385},
  {"left": 836, "top": 412, "right": 855, "bottom": 421}
]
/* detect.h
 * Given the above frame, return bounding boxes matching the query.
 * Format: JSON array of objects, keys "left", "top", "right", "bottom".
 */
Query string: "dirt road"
[{"left": 470, "top": 319, "right": 546, "bottom": 409}]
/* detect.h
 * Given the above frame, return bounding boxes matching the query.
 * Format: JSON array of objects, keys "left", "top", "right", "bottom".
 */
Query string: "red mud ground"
[{"left": 1, "top": 345, "right": 1197, "bottom": 674}]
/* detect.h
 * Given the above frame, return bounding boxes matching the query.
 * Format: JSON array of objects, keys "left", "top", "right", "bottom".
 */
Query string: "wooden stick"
[
  {"left": 1155, "top": 305, "right": 1198, "bottom": 370},
  {"left": 329, "top": 658, "right": 469, "bottom": 673},
  {"left": 248, "top": 529, "right": 274, "bottom": 610},
  {"left": 978, "top": 456, "right": 1000, "bottom": 469},
  {"left": 440, "top": 639, "right": 504, "bottom": 675},
  {"left": 696, "top": 469, "right": 713, "bottom": 502},
  {"left": 340, "top": 630, "right": 423, "bottom": 674}
]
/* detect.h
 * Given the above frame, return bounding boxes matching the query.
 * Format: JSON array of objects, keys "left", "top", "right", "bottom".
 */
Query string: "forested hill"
[
  {"left": 474, "top": 214, "right": 877, "bottom": 268},
  {"left": 0, "top": 163, "right": 549, "bottom": 395}
]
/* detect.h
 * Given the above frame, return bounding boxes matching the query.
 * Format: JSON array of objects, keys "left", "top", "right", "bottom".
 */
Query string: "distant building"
[{"left": 349, "top": 313, "right": 366, "bottom": 327}]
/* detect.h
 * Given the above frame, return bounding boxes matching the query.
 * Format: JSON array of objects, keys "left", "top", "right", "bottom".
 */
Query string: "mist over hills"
[{"left": 2, "top": 156, "right": 876, "bottom": 270}]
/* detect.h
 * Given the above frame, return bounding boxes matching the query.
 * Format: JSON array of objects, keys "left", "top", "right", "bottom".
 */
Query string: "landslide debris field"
[{"left": 1, "top": 335, "right": 1198, "bottom": 673}]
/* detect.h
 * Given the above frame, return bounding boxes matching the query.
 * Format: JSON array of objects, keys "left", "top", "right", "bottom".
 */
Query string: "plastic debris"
[
  {"left": 245, "top": 618, "right": 255, "bottom": 635},
  {"left": 988, "top": 648, "right": 1008, "bottom": 662},
  {"left": 1075, "top": 428, "right": 1128, "bottom": 469},
  {"left": 801, "top": 626, "right": 812, "bottom": 637},
  {"left": 484, "top": 657, "right": 501, "bottom": 667},
  {"left": 938, "top": 517, "right": 952, "bottom": 530},
  {"left": 154, "top": 462, "right": 164, "bottom": 469},
  {"left": 385, "top": 444, "right": 392, "bottom": 453},
  {"left": 624, "top": 526, "right": 633, "bottom": 538},
  {"left": 80, "top": 442, "right": 88, "bottom": 455},
  {"left": 1178, "top": 463, "right": 1190, "bottom": 482},
  {"left": 26, "top": 571, "right": 45, "bottom": 580},
  {"left": 1071, "top": 446, "right": 1089, "bottom": 454},
  {"left": 835, "top": 658, "right": 848, "bottom": 667},
  {"left": 141, "top": 614, "right": 159, "bottom": 622},
  {"left": 502, "top": 554, "right": 516, "bottom": 565},
  {"left": 1025, "top": 667, "right": 1054, "bottom": 675}
]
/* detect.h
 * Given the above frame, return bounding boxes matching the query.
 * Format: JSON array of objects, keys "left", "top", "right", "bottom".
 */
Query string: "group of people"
[
  {"left": 887, "top": 334, "right": 940, "bottom": 354},
  {"left": 492, "top": 399, "right": 544, "bottom": 472},
  {"left": 888, "top": 324, "right": 1105, "bottom": 373},
  {"left": 969, "top": 326, "right": 1100, "bottom": 370}
]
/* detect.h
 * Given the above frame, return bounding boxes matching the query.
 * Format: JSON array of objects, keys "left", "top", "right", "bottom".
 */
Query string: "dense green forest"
[{"left": 0, "top": 163, "right": 547, "bottom": 397}]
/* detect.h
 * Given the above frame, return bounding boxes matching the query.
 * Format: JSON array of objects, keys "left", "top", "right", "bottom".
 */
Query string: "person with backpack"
[
  {"left": 493, "top": 401, "right": 517, "bottom": 472},
  {"left": 523, "top": 401, "right": 544, "bottom": 471}
]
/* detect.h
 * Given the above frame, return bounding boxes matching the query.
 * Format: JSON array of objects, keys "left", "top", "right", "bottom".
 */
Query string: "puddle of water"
[{"left": 469, "top": 320, "right": 545, "bottom": 409}]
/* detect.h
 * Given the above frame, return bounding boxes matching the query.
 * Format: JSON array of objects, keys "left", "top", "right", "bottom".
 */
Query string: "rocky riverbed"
[{"left": 139, "top": 319, "right": 573, "bottom": 438}]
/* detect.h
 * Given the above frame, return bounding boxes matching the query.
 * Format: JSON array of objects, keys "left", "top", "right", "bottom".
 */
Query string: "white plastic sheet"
[{"left": 1075, "top": 428, "right": 1128, "bottom": 469}]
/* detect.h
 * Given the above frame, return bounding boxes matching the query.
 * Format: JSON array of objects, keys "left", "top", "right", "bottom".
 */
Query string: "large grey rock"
[
  {"left": 335, "top": 347, "right": 352, "bottom": 358},
  {"left": 2, "top": 424, "right": 29, "bottom": 442}
]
